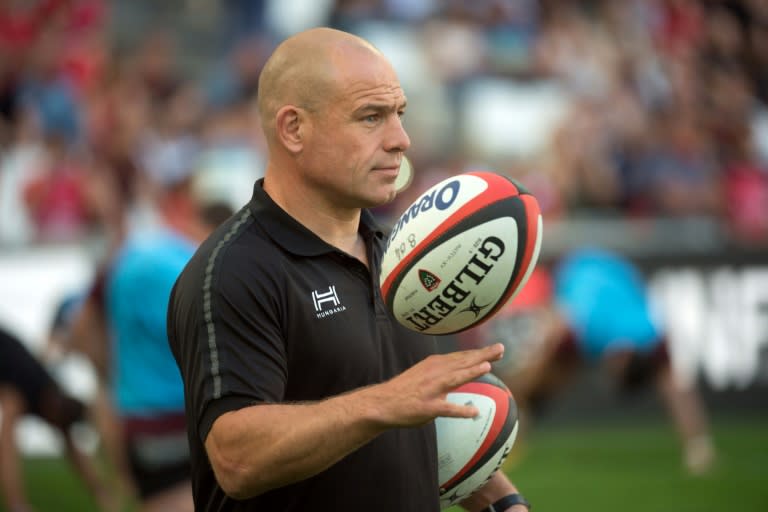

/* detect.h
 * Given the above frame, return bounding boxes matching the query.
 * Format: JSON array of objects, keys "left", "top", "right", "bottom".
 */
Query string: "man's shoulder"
[{"left": 183, "top": 208, "right": 284, "bottom": 281}]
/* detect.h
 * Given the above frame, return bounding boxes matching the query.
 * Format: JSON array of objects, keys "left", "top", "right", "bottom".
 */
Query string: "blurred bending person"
[
  {"left": 468, "top": 248, "right": 716, "bottom": 475},
  {"left": 46, "top": 287, "right": 138, "bottom": 509},
  {"left": 0, "top": 324, "right": 116, "bottom": 512},
  {"left": 105, "top": 170, "right": 233, "bottom": 512}
]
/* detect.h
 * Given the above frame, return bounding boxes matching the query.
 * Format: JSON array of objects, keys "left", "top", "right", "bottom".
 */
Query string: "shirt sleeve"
[{"left": 169, "top": 246, "right": 289, "bottom": 443}]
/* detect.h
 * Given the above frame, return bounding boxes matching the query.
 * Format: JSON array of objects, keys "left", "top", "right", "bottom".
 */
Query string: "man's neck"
[{"left": 263, "top": 172, "right": 367, "bottom": 263}]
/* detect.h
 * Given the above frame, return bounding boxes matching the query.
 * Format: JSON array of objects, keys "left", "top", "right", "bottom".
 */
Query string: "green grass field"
[
  {"left": 447, "top": 414, "right": 768, "bottom": 512},
  {"left": 4, "top": 414, "right": 767, "bottom": 512}
]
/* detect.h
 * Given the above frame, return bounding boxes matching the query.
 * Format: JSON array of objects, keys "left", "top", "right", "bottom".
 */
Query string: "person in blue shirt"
[
  {"left": 105, "top": 173, "right": 233, "bottom": 512},
  {"left": 461, "top": 248, "right": 716, "bottom": 475}
]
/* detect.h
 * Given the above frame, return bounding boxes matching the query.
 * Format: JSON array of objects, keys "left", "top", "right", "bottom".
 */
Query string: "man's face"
[{"left": 298, "top": 51, "right": 410, "bottom": 209}]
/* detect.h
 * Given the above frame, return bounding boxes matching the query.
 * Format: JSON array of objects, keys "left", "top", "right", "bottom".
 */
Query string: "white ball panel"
[
  {"left": 381, "top": 174, "right": 490, "bottom": 281},
  {"left": 436, "top": 393, "right": 496, "bottom": 485},
  {"left": 438, "top": 417, "right": 519, "bottom": 509},
  {"left": 391, "top": 217, "right": 519, "bottom": 334}
]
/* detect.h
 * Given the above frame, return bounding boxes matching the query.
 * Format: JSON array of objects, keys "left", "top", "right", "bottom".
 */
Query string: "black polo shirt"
[{"left": 168, "top": 180, "right": 440, "bottom": 512}]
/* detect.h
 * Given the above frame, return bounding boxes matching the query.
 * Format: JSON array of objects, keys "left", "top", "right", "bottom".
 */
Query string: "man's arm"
[
  {"left": 459, "top": 471, "right": 530, "bottom": 512},
  {"left": 205, "top": 343, "right": 505, "bottom": 499}
]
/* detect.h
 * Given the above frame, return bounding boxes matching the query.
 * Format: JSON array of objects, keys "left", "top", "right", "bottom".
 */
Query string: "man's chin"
[{"left": 367, "top": 187, "right": 398, "bottom": 208}]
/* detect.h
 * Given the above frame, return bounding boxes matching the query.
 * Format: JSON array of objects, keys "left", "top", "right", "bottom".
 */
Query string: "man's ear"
[{"left": 275, "top": 105, "right": 305, "bottom": 153}]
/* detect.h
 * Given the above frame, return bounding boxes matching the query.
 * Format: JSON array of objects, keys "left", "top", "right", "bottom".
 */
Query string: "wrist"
[{"left": 481, "top": 493, "right": 531, "bottom": 512}]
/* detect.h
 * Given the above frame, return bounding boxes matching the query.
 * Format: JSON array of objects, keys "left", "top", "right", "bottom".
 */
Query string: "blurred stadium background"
[{"left": 1, "top": 0, "right": 767, "bottom": 510}]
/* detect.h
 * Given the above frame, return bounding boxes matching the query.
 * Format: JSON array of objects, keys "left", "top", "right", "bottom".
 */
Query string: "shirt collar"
[{"left": 248, "top": 179, "right": 386, "bottom": 257}]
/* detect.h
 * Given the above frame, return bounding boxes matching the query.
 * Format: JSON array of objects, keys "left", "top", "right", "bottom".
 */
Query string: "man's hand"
[{"left": 361, "top": 343, "right": 505, "bottom": 427}]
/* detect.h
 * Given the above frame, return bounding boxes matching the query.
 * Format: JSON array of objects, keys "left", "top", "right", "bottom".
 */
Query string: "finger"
[
  {"left": 440, "top": 402, "right": 480, "bottom": 418},
  {"left": 443, "top": 360, "right": 492, "bottom": 390},
  {"left": 446, "top": 343, "right": 504, "bottom": 368},
  {"left": 450, "top": 343, "right": 504, "bottom": 367},
  {"left": 438, "top": 401, "right": 480, "bottom": 419},
  {"left": 486, "top": 342, "right": 505, "bottom": 361}
]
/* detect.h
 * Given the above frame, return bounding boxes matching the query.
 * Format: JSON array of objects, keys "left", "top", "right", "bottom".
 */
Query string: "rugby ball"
[
  {"left": 437, "top": 372, "right": 519, "bottom": 509},
  {"left": 395, "top": 155, "right": 414, "bottom": 193},
  {"left": 380, "top": 171, "right": 542, "bottom": 335}
]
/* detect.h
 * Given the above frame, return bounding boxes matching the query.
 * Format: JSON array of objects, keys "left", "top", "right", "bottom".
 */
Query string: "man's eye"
[{"left": 364, "top": 114, "right": 380, "bottom": 123}]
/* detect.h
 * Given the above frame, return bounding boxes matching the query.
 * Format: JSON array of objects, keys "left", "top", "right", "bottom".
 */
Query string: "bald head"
[{"left": 257, "top": 28, "right": 386, "bottom": 143}]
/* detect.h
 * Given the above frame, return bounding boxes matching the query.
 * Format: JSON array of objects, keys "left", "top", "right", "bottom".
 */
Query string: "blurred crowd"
[{"left": 2, "top": 0, "right": 768, "bottom": 253}]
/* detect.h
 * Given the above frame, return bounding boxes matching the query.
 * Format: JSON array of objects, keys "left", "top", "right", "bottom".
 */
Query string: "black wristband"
[{"left": 483, "top": 493, "right": 532, "bottom": 512}]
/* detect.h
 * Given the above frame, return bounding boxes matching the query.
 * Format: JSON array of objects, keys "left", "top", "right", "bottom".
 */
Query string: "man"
[
  {"left": 0, "top": 324, "right": 116, "bottom": 512},
  {"left": 167, "top": 27, "right": 530, "bottom": 512}
]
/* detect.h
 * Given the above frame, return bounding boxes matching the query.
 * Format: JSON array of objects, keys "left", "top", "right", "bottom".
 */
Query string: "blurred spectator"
[
  {"left": 205, "top": 35, "right": 271, "bottom": 111},
  {"left": 80, "top": 53, "right": 149, "bottom": 251},
  {"left": 722, "top": 124, "right": 768, "bottom": 242},
  {"left": 132, "top": 30, "right": 184, "bottom": 110},
  {"left": 422, "top": 6, "right": 489, "bottom": 85},
  {"left": 699, "top": 3, "right": 747, "bottom": 73},
  {"left": 220, "top": 0, "right": 271, "bottom": 50},
  {"left": 193, "top": 98, "right": 266, "bottom": 213},
  {"left": 382, "top": 0, "right": 438, "bottom": 24},
  {"left": 533, "top": 3, "right": 617, "bottom": 99},
  {"left": 22, "top": 134, "right": 93, "bottom": 243},
  {"left": 0, "top": 107, "right": 45, "bottom": 246},
  {"left": 746, "top": 9, "right": 768, "bottom": 104},
  {"left": 18, "top": 31, "right": 82, "bottom": 147},
  {"left": 546, "top": 98, "right": 623, "bottom": 212},
  {"left": 653, "top": 0, "right": 705, "bottom": 58},
  {"left": 640, "top": 106, "right": 723, "bottom": 217},
  {"left": 2, "top": 0, "right": 768, "bottom": 247},
  {"left": 330, "top": 0, "right": 383, "bottom": 32},
  {"left": 136, "top": 79, "right": 206, "bottom": 226}
]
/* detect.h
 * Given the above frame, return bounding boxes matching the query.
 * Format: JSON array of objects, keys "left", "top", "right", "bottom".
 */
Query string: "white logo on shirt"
[{"left": 311, "top": 285, "right": 347, "bottom": 318}]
